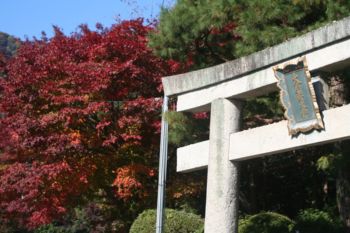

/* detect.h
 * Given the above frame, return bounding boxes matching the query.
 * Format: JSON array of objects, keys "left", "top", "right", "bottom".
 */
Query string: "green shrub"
[
  {"left": 130, "top": 208, "right": 204, "bottom": 233},
  {"left": 238, "top": 212, "right": 295, "bottom": 233},
  {"left": 34, "top": 224, "right": 69, "bottom": 233},
  {"left": 295, "top": 208, "right": 344, "bottom": 233},
  {"left": 193, "top": 224, "right": 204, "bottom": 233}
]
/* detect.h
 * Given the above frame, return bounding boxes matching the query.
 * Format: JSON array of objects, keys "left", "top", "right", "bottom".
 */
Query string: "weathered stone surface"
[
  {"left": 176, "top": 39, "right": 350, "bottom": 112},
  {"left": 205, "top": 99, "right": 242, "bottom": 233},
  {"left": 229, "top": 104, "right": 350, "bottom": 161},
  {"left": 177, "top": 104, "right": 350, "bottom": 172},
  {"left": 162, "top": 16, "right": 350, "bottom": 97},
  {"left": 177, "top": 140, "right": 209, "bottom": 172}
]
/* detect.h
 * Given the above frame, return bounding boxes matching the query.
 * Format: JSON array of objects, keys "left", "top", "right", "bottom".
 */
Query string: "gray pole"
[{"left": 156, "top": 95, "right": 169, "bottom": 233}]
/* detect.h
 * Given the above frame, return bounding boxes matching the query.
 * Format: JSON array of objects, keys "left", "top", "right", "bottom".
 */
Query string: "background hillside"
[{"left": 0, "top": 32, "right": 20, "bottom": 58}]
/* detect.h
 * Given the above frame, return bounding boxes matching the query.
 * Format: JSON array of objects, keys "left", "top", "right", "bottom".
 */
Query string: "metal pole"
[{"left": 156, "top": 95, "right": 169, "bottom": 233}]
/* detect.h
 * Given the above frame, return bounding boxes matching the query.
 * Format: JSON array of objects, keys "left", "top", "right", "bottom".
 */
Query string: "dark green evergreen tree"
[
  {"left": 149, "top": 0, "right": 350, "bottom": 68},
  {"left": 148, "top": 0, "right": 238, "bottom": 69}
]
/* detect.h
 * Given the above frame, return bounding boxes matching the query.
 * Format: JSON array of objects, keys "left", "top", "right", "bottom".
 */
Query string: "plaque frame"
[{"left": 273, "top": 56, "right": 324, "bottom": 135}]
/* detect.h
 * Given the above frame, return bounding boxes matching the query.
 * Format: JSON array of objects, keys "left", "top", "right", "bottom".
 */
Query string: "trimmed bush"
[
  {"left": 130, "top": 209, "right": 204, "bottom": 233},
  {"left": 238, "top": 212, "right": 295, "bottom": 233},
  {"left": 295, "top": 208, "right": 345, "bottom": 233},
  {"left": 194, "top": 225, "right": 204, "bottom": 233}
]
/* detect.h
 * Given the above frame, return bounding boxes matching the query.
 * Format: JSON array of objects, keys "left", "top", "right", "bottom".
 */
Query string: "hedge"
[
  {"left": 295, "top": 208, "right": 345, "bottom": 233},
  {"left": 130, "top": 208, "right": 203, "bottom": 233},
  {"left": 238, "top": 212, "right": 295, "bottom": 233}
]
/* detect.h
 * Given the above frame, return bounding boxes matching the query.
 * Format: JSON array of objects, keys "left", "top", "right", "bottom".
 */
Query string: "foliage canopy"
[
  {"left": 149, "top": 0, "right": 350, "bottom": 69},
  {"left": 0, "top": 19, "right": 176, "bottom": 230}
]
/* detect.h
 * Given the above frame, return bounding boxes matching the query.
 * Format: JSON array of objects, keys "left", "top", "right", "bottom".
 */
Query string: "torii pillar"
[{"left": 205, "top": 98, "right": 242, "bottom": 233}]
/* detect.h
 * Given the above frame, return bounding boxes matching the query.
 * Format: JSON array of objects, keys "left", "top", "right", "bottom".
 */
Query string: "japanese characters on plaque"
[{"left": 273, "top": 56, "right": 324, "bottom": 135}]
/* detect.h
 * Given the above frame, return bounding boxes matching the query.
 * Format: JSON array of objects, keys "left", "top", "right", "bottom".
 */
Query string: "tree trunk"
[
  {"left": 248, "top": 161, "right": 258, "bottom": 213},
  {"left": 329, "top": 75, "right": 349, "bottom": 107},
  {"left": 336, "top": 158, "right": 350, "bottom": 232},
  {"left": 329, "top": 73, "right": 350, "bottom": 232}
]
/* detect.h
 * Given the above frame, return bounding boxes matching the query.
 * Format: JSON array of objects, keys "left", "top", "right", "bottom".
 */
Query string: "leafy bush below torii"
[
  {"left": 238, "top": 212, "right": 295, "bottom": 233},
  {"left": 130, "top": 209, "right": 204, "bottom": 233}
]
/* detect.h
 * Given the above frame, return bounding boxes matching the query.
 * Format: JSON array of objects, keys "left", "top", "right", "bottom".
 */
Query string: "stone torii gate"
[{"left": 160, "top": 17, "right": 350, "bottom": 233}]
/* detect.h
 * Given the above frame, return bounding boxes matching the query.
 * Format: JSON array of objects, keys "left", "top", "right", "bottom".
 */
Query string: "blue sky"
[{"left": 0, "top": 0, "right": 173, "bottom": 40}]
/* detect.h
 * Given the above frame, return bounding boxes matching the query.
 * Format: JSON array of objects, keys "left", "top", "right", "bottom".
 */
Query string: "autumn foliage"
[
  {"left": 113, "top": 164, "right": 155, "bottom": 201},
  {"left": 0, "top": 19, "right": 176, "bottom": 229}
]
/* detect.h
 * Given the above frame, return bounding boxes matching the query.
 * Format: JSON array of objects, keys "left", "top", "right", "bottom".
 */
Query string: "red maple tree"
[{"left": 0, "top": 19, "right": 177, "bottom": 229}]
